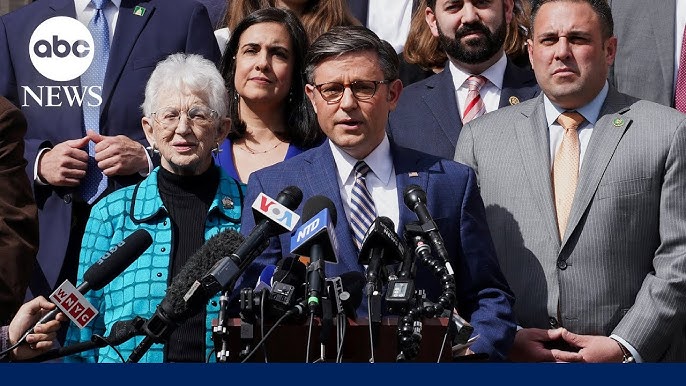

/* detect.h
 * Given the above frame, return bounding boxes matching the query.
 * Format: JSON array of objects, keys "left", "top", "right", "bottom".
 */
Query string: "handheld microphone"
[
  {"left": 19, "top": 229, "right": 153, "bottom": 345},
  {"left": 290, "top": 195, "right": 338, "bottom": 313},
  {"left": 403, "top": 185, "right": 450, "bottom": 262},
  {"left": 127, "top": 228, "right": 245, "bottom": 363},
  {"left": 186, "top": 186, "right": 303, "bottom": 303},
  {"left": 254, "top": 265, "right": 276, "bottom": 293}
]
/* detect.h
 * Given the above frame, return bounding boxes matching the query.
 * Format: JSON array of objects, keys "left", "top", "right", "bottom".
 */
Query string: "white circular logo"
[{"left": 29, "top": 16, "right": 95, "bottom": 82}]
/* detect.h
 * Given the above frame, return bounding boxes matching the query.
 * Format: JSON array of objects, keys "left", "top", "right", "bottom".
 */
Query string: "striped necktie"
[
  {"left": 350, "top": 161, "right": 376, "bottom": 251},
  {"left": 462, "top": 75, "right": 487, "bottom": 124},
  {"left": 553, "top": 111, "right": 585, "bottom": 239},
  {"left": 79, "top": 0, "right": 110, "bottom": 204}
]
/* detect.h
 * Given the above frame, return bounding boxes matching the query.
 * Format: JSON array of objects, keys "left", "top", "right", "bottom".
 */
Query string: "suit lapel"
[
  {"left": 562, "top": 89, "right": 632, "bottom": 246},
  {"left": 302, "top": 143, "right": 362, "bottom": 273},
  {"left": 514, "top": 95, "right": 560, "bottom": 246},
  {"left": 422, "top": 65, "right": 463, "bottom": 147},
  {"left": 102, "top": 0, "right": 154, "bottom": 111},
  {"left": 500, "top": 59, "right": 539, "bottom": 108},
  {"left": 391, "top": 144, "right": 429, "bottom": 233}
]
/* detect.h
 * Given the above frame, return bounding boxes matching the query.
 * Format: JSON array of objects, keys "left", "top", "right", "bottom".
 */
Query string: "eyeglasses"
[
  {"left": 313, "top": 80, "right": 391, "bottom": 103},
  {"left": 151, "top": 105, "right": 218, "bottom": 128}
]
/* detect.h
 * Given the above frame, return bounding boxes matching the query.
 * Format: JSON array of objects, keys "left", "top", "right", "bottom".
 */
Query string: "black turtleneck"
[{"left": 157, "top": 165, "right": 219, "bottom": 363}]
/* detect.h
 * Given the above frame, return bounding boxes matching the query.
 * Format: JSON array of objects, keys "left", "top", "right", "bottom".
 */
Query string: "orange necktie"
[{"left": 553, "top": 111, "right": 585, "bottom": 239}]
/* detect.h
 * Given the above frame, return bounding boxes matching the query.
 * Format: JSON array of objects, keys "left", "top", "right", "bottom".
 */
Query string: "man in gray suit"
[
  {"left": 456, "top": 0, "right": 686, "bottom": 362},
  {"left": 609, "top": 0, "right": 682, "bottom": 109}
]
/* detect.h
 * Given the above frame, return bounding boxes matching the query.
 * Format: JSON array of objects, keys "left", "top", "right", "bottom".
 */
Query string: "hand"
[
  {"left": 38, "top": 136, "right": 90, "bottom": 186},
  {"left": 508, "top": 328, "right": 584, "bottom": 362},
  {"left": 87, "top": 130, "right": 148, "bottom": 176},
  {"left": 559, "top": 329, "right": 625, "bottom": 362},
  {"left": 8, "top": 296, "right": 66, "bottom": 361}
]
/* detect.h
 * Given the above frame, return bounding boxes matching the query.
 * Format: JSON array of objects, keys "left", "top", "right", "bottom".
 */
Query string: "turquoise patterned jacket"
[{"left": 64, "top": 166, "right": 243, "bottom": 363}]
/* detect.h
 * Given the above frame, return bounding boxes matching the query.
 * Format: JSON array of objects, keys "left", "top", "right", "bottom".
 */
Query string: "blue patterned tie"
[
  {"left": 350, "top": 161, "right": 377, "bottom": 250},
  {"left": 79, "top": 0, "right": 110, "bottom": 204}
]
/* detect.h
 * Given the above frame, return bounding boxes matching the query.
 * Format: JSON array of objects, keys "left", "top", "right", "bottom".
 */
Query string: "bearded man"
[{"left": 388, "top": 0, "right": 539, "bottom": 159}]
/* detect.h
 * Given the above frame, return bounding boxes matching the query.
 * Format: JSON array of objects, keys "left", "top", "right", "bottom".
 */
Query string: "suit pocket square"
[{"left": 596, "top": 177, "right": 653, "bottom": 200}]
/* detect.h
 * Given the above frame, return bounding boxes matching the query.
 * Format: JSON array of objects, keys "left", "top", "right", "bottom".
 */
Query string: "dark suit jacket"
[
  {"left": 0, "top": 0, "right": 220, "bottom": 297},
  {"left": 236, "top": 140, "right": 516, "bottom": 360},
  {"left": 388, "top": 59, "right": 539, "bottom": 159},
  {"left": 0, "top": 96, "right": 38, "bottom": 325}
]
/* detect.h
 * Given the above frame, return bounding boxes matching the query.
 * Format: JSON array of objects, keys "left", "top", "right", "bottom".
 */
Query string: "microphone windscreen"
[
  {"left": 276, "top": 185, "right": 304, "bottom": 210},
  {"left": 403, "top": 184, "right": 426, "bottom": 209},
  {"left": 302, "top": 195, "right": 337, "bottom": 224},
  {"left": 82, "top": 229, "right": 153, "bottom": 291},
  {"left": 164, "top": 228, "right": 245, "bottom": 319}
]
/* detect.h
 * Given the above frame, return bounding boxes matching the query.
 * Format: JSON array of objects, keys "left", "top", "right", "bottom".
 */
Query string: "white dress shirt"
[
  {"left": 450, "top": 52, "right": 507, "bottom": 120},
  {"left": 328, "top": 135, "right": 400, "bottom": 233},
  {"left": 366, "top": 0, "right": 413, "bottom": 54}
]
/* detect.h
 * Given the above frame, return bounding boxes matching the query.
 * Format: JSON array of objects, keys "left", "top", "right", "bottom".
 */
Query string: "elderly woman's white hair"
[{"left": 141, "top": 53, "right": 228, "bottom": 121}]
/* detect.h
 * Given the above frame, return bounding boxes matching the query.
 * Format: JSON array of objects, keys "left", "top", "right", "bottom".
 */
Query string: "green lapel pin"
[
  {"left": 613, "top": 117, "right": 624, "bottom": 127},
  {"left": 133, "top": 6, "right": 146, "bottom": 16}
]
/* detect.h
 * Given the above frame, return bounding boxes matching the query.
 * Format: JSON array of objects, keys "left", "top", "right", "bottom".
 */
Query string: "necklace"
[{"left": 235, "top": 138, "right": 285, "bottom": 154}]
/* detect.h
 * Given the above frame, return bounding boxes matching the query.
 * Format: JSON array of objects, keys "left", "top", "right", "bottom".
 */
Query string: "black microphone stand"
[{"left": 214, "top": 290, "right": 233, "bottom": 362}]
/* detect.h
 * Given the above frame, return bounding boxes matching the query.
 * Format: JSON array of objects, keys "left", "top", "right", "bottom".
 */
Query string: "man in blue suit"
[
  {"left": 388, "top": 0, "right": 539, "bottom": 159},
  {"left": 238, "top": 26, "right": 516, "bottom": 361},
  {"left": 0, "top": 0, "right": 220, "bottom": 302}
]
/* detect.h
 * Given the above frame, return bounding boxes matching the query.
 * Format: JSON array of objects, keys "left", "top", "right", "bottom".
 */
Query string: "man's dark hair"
[
  {"left": 305, "top": 26, "right": 399, "bottom": 84},
  {"left": 530, "top": 0, "right": 614, "bottom": 39}
]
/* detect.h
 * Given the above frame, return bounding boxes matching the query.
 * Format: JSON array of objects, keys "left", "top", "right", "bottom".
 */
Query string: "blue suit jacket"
[
  {"left": 0, "top": 0, "right": 220, "bottom": 297},
  {"left": 388, "top": 59, "right": 539, "bottom": 159},
  {"left": 236, "top": 140, "right": 516, "bottom": 360}
]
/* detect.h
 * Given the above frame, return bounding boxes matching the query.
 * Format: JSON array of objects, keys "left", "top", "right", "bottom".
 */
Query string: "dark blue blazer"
[
  {"left": 0, "top": 0, "right": 220, "bottom": 297},
  {"left": 236, "top": 140, "right": 516, "bottom": 360},
  {"left": 388, "top": 59, "right": 539, "bottom": 159}
]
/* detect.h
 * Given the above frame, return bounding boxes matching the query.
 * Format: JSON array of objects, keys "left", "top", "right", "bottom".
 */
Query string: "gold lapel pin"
[
  {"left": 133, "top": 6, "right": 146, "bottom": 16},
  {"left": 509, "top": 96, "right": 520, "bottom": 105},
  {"left": 408, "top": 171, "right": 419, "bottom": 177},
  {"left": 613, "top": 117, "right": 624, "bottom": 127}
]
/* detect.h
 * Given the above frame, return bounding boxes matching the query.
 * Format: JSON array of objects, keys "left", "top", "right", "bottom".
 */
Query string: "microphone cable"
[
  {"left": 335, "top": 313, "right": 347, "bottom": 363},
  {"left": 305, "top": 312, "right": 315, "bottom": 363},
  {"left": 367, "top": 296, "right": 375, "bottom": 363},
  {"left": 259, "top": 288, "right": 269, "bottom": 363},
  {"left": 239, "top": 301, "right": 304, "bottom": 363}
]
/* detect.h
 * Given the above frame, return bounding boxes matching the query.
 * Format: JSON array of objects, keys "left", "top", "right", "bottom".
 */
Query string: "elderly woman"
[
  {"left": 215, "top": 8, "right": 322, "bottom": 190},
  {"left": 64, "top": 53, "right": 242, "bottom": 363}
]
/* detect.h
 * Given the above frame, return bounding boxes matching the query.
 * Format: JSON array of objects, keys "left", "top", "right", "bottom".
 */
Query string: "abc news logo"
[{"left": 23, "top": 16, "right": 101, "bottom": 108}]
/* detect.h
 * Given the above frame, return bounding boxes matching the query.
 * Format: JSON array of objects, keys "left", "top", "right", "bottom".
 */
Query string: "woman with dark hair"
[{"left": 215, "top": 7, "right": 322, "bottom": 190}]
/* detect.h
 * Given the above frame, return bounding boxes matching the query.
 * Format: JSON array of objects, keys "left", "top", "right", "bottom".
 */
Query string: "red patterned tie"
[
  {"left": 675, "top": 25, "right": 686, "bottom": 112},
  {"left": 462, "top": 75, "right": 487, "bottom": 124}
]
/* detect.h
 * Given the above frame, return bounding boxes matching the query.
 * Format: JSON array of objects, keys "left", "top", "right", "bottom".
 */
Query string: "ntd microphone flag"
[
  {"left": 290, "top": 207, "right": 338, "bottom": 263},
  {"left": 252, "top": 192, "right": 300, "bottom": 232},
  {"left": 50, "top": 280, "right": 98, "bottom": 329}
]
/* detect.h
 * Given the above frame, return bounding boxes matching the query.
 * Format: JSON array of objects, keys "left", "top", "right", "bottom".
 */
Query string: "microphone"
[
  {"left": 126, "top": 228, "right": 245, "bottom": 363},
  {"left": 269, "top": 257, "right": 307, "bottom": 317},
  {"left": 403, "top": 185, "right": 450, "bottom": 262},
  {"left": 333, "top": 271, "right": 365, "bottom": 320},
  {"left": 25, "top": 317, "right": 147, "bottom": 362},
  {"left": 19, "top": 229, "right": 153, "bottom": 344},
  {"left": 290, "top": 195, "right": 338, "bottom": 313},
  {"left": 186, "top": 186, "right": 303, "bottom": 303},
  {"left": 358, "top": 216, "right": 406, "bottom": 290}
]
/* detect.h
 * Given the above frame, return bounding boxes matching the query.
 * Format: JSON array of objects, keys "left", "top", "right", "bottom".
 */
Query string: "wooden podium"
[{"left": 211, "top": 317, "right": 452, "bottom": 363}]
